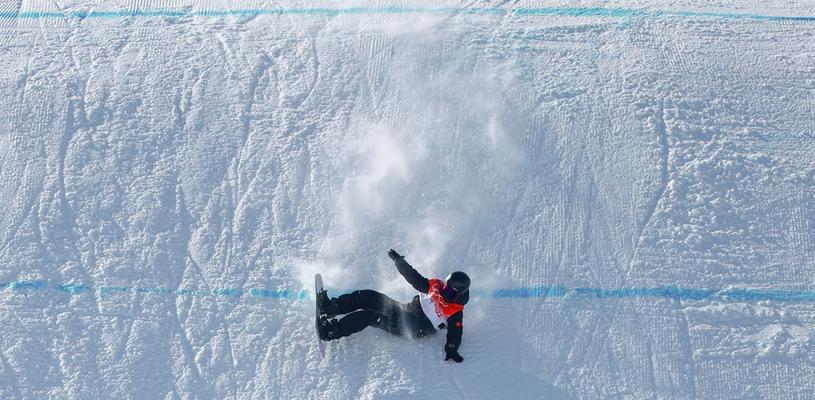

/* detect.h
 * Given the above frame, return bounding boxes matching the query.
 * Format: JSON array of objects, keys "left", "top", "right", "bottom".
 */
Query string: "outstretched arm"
[
  {"left": 388, "top": 249, "right": 430, "bottom": 293},
  {"left": 444, "top": 311, "right": 464, "bottom": 363}
]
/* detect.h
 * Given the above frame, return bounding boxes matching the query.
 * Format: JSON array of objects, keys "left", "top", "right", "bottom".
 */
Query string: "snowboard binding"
[
  {"left": 317, "top": 315, "right": 339, "bottom": 341},
  {"left": 316, "top": 288, "right": 339, "bottom": 318}
]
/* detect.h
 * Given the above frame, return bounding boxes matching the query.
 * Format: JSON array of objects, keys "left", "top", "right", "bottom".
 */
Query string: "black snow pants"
[{"left": 334, "top": 290, "right": 436, "bottom": 339}]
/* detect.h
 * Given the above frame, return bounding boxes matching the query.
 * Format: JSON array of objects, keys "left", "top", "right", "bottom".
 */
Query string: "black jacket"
[{"left": 393, "top": 257, "right": 468, "bottom": 354}]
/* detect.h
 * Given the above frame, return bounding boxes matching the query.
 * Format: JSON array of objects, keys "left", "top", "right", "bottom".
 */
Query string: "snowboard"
[{"left": 314, "top": 273, "right": 326, "bottom": 358}]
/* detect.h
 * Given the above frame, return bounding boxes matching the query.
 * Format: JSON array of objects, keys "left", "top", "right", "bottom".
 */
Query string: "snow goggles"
[{"left": 441, "top": 284, "right": 459, "bottom": 301}]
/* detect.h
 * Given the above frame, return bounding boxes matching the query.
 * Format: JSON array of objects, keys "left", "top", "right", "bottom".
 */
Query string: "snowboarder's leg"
[
  {"left": 333, "top": 289, "right": 401, "bottom": 315},
  {"left": 318, "top": 315, "right": 340, "bottom": 341},
  {"left": 317, "top": 288, "right": 339, "bottom": 317},
  {"left": 320, "top": 290, "right": 409, "bottom": 340},
  {"left": 330, "top": 308, "right": 403, "bottom": 339}
]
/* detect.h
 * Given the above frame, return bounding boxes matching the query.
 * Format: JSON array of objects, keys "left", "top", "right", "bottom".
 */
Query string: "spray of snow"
[{"left": 306, "top": 37, "right": 528, "bottom": 295}]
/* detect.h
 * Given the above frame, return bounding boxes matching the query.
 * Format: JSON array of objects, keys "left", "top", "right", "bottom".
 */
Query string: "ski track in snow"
[{"left": 1, "top": 0, "right": 815, "bottom": 398}]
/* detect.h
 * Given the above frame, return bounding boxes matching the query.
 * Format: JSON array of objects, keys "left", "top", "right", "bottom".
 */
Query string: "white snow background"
[{"left": 1, "top": 0, "right": 815, "bottom": 398}]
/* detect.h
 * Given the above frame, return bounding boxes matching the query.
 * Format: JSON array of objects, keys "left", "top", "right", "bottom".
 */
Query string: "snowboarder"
[{"left": 316, "top": 249, "right": 470, "bottom": 363}]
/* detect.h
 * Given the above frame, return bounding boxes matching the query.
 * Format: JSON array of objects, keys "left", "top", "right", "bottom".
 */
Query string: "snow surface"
[{"left": 1, "top": 1, "right": 815, "bottom": 398}]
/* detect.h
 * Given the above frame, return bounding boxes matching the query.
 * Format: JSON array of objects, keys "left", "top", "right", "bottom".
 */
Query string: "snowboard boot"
[
  {"left": 316, "top": 289, "right": 339, "bottom": 317},
  {"left": 317, "top": 315, "right": 340, "bottom": 341}
]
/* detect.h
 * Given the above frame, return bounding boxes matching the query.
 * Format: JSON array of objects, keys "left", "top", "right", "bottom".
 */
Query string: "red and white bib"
[{"left": 419, "top": 279, "right": 464, "bottom": 327}]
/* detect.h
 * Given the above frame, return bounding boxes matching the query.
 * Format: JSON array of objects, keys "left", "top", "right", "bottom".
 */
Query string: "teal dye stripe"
[
  {"left": 486, "top": 286, "right": 568, "bottom": 298},
  {"left": 56, "top": 284, "right": 92, "bottom": 294},
  {"left": 0, "top": 7, "right": 812, "bottom": 22},
  {"left": 2, "top": 280, "right": 49, "bottom": 290},
  {"left": 250, "top": 288, "right": 309, "bottom": 299},
  {"left": 717, "top": 289, "right": 815, "bottom": 301},
  {"left": 99, "top": 286, "right": 129, "bottom": 295},
  {"left": 2, "top": 280, "right": 815, "bottom": 302},
  {"left": 213, "top": 288, "right": 242, "bottom": 297},
  {"left": 175, "top": 289, "right": 212, "bottom": 297},
  {"left": 513, "top": 7, "right": 644, "bottom": 18},
  {"left": 134, "top": 287, "right": 173, "bottom": 295},
  {"left": 572, "top": 287, "right": 716, "bottom": 300}
]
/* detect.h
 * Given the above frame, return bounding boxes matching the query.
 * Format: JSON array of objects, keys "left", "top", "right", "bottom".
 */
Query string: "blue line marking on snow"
[
  {"left": 249, "top": 288, "right": 306, "bottom": 299},
  {"left": 55, "top": 283, "right": 92, "bottom": 294},
  {"left": 135, "top": 287, "right": 173, "bottom": 295},
  {"left": 571, "top": 287, "right": 717, "bottom": 300},
  {"left": 488, "top": 286, "right": 568, "bottom": 298},
  {"left": 99, "top": 286, "right": 129, "bottom": 296},
  {"left": 2, "top": 280, "right": 815, "bottom": 302},
  {"left": 213, "top": 288, "right": 243, "bottom": 297},
  {"left": 717, "top": 289, "right": 815, "bottom": 301},
  {"left": 0, "top": 7, "right": 813, "bottom": 22},
  {"left": 3, "top": 280, "right": 49, "bottom": 291},
  {"left": 175, "top": 289, "right": 211, "bottom": 297}
]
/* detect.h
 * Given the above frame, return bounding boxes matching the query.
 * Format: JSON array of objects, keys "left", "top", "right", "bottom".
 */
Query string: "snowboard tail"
[{"left": 314, "top": 274, "right": 326, "bottom": 357}]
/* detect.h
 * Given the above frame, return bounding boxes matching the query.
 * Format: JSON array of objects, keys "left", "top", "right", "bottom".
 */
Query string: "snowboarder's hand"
[
  {"left": 388, "top": 249, "right": 403, "bottom": 261},
  {"left": 445, "top": 351, "right": 464, "bottom": 363}
]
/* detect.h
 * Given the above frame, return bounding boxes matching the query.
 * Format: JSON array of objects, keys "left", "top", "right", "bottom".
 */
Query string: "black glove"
[
  {"left": 445, "top": 351, "right": 464, "bottom": 363},
  {"left": 387, "top": 249, "right": 403, "bottom": 261}
]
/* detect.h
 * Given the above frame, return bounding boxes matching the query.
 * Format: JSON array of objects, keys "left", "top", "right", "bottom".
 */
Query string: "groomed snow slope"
[{"left": 1, "top": 1, "right": 815, "bottom": 398}]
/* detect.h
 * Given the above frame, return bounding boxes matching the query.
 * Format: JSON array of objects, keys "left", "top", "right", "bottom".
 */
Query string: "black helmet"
[{"left": 444, "top": 271, "right": 470, "bottom": 294}]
